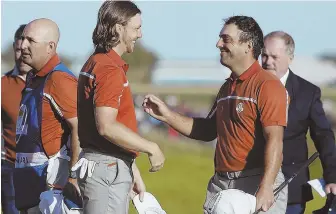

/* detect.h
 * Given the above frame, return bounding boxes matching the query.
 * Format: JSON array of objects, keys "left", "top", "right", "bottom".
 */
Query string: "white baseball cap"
[
  {"left": 132, "top": 192, "right": 167, "bottom": 214},
  {"left": 208, "top": 189, "right": 257, "bottom": 214}
]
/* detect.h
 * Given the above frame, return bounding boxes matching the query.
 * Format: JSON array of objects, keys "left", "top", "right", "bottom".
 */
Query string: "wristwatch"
[{"left": 69, "top": 170, "right": 77, "bottom": 179}]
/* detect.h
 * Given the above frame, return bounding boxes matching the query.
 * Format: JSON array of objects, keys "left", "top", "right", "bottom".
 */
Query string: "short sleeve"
[
  {"left": 94, "top": 64, "right": 125, "bottom": 109},
  {"left": 257, "top": 80, "right": 289, "bottom": 127},
  {"left": 48, "top": 72, "right": 78, "bottom": 119}
]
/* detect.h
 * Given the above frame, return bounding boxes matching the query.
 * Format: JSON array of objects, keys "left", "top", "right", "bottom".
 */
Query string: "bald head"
[
  {"left": 25, "top": 18, "right": 60, "bottom": 45},
  {"left": 21, "top": 18, "right": 60, "bottom": 70}
]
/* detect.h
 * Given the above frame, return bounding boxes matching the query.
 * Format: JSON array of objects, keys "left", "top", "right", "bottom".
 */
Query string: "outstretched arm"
[{"left": 143, "top": 94, "right": 217, "bottom": 141}]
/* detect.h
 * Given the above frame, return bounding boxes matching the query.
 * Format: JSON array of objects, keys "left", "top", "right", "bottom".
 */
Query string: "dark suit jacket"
[{"left": 283, "top": 70, "right": 336, "bottom": 204}]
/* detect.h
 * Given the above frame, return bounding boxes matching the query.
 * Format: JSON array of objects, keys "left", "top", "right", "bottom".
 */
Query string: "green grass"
[
  {"left": 322, "top": 87, "right": 336, "bottom": 102},
  {"left": 127, "top": 132, "right": 328, "bottom": 214}
]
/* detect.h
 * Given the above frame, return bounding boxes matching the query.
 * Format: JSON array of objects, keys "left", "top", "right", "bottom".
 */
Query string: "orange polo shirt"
[
  {"left": 26, "top": 54, "right": 77, "bottom": 156},
  {"left": 1, "top": 69, "right": 26, "bottom": 163},
  {"left": 208, "top": 61, "right": 289, "bottom": 172},
  {"left": 78, "top": 49, "right": 138, "bottom": 157}
]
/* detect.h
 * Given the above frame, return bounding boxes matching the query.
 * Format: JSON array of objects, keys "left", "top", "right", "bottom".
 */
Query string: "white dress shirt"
[{"left": 280, "top": 69, "right": 290, "bottom": 86}]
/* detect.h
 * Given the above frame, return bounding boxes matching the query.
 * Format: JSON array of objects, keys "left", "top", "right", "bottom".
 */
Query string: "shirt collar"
[
  {"left": 226, "top": 61, "right": 261, "bottom": 82},
  {"left": 106, "top": 49, "right": 129, "bottom": 72},
  {"left": 10, "top": 66, "right": 26, "bottom": 81},
  {"left": 280, "top": 69, "right": 290, "bottom": 86},
  {"left": 36, "top": 54, "right": 61, "bottom": 77},
  {"left": 11, "top": 66, "right": 20, "bottom": 76}
]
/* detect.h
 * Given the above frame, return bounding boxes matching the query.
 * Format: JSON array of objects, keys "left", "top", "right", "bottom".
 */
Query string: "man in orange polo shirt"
[
  {"left": 74, "top": 1, "right": 165, "bottom": 213},
  {"left": 143, "top": 15, "right": 289, "bottom": 213},
  {"left": 1, "top": 24, "right": 32, "bottom": 214},
  {"left": 14, "top": 18, "right": 80, "bottom": 213}
]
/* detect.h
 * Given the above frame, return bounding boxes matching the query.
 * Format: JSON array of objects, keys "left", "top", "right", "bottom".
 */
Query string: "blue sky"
[{"left": 2, "top": 1, "right": 336, "bottom": 61}]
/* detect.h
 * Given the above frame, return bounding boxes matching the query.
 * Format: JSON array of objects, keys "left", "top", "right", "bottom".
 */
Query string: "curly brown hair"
[
  {"left": 224, "top": 16, "right": 264, "bottom": 60},
  {"left": 92, "top": 0, "right": 141, "bottom": 53}
]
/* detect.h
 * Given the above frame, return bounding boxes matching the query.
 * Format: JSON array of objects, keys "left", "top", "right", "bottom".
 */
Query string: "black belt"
[{"left": 217, "top": 168, "right": 264, "bottom": 180}]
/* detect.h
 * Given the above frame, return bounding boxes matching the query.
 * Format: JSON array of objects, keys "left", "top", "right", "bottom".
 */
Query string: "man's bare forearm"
[
  {"left": 66, "top": 118, "right": 81, "bottom": 168},
  {"left": 69, "top": 130, "right": 81, "bottom": 168},
  {"left": 261, "top": 128, "right": 283, "bottom": 187},
  {"left": 165, "top": 111, "right": 217, "bottom": 141},
  {"left": 165, "top": 111, "right": 194, "bottom": 136},
  {"left": 99, "top": 122, "right": 157, "bottom": 154},
  {"left": 132, "top": 162, "right": 141, "bottom": 178}
]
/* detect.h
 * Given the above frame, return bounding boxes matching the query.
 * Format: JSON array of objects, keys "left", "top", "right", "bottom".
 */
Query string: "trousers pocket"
[{"left": 105, "top": 160, "right": 118, "bottom": 185}]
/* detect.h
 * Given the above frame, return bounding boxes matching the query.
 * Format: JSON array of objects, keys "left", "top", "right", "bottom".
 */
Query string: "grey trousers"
[
  {"left": 203, "top": 170, "right": 288, "bottom": 214},
  {"left": 78, "top": 151, "right": 134, "bottom": 214}
]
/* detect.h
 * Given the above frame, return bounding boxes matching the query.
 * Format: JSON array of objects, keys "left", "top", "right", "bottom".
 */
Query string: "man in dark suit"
[{"left": 262, "top": 31, "right": 336, "bottom": 214}]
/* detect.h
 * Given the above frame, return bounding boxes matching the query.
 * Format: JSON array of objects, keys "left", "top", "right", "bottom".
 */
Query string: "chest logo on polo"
[{"left": 236, "top": 102, "right": 244, "bottom": 113}]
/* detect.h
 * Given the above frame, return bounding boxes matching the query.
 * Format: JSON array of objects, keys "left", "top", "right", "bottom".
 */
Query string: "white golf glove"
[{"left": 71, "top": 158, "right": 96, "bottom": 179}]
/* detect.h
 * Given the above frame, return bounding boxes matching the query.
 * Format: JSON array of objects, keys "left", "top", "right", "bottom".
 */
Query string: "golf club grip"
[{"left": 274, "top": 152, "right": 319, "bottom": 196}]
